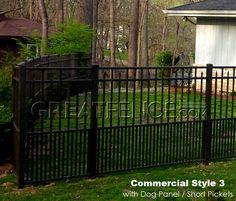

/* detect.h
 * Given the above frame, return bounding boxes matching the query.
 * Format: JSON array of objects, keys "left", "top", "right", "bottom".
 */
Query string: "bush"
[
  {"left": 16, "top": 22, "right": 92, "bottom": 60},
  {"left": 47, "top": 22, "right": 92, "bottom": 55},
  {"left": 17, "top": 41, "right": 39, "bottom": 60},
  {"left": 155, "top": 51, "right": 173, "bottom": 78},
  {"left": 0, "top": 50, "right": 17, "bottom": 68},
  {"left": 0, "top": 106, "right": 12, "bottom": 122},
  {"left": 155, "top": 51, "right": 173, "bottom": 66},
  {"left": 0, "top": 68, "right": 12, "bottom": 122}
]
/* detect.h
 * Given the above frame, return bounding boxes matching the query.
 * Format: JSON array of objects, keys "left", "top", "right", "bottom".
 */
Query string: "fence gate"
[{"left": 13, "top": 55, "right": 236, "bottom": 187}]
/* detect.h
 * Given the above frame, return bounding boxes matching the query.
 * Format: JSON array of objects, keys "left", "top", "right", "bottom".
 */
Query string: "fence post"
[
  {"left": 16, "top": 64, "right": 27, "bottom": 187},
  {"left": 87, "top": 64, "right": 99, "bottom": 178},
  {"left": 203, "top": 63, "right": 213, "bottom": 165}
]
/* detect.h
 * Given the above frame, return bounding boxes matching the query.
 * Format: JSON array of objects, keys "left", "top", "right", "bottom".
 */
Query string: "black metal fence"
[{"left": 13, "top": 55, "right": 236, "bottom": 187}]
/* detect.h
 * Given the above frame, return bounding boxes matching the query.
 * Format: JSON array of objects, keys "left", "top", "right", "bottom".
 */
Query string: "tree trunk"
[
  {"left": 162, "top": 1, "right": 168, "bottom": 51},
  {"left": 57, "top": 0, "right": 64, "bottom": 24},
  {"left": 39, "top": 0, "right": 49, "bottom": 55},
  {"left": 142, "top": 0, "right": 149, "bottom": 67},
  {"left": 137, "top": 0, "right": 149, "bottom": 67},
  {"left": 82, "top": 0, "right": 97, "bottom": 64},
  {"left": 162, "top": 16, "right": 167, "bottom": 51},
  {"left": 128, "top": 0, "right": 140, "bottom": 71},
  {"left": 97, "top": 0, "right": 107, "bottom": 66},
  {"left": 172, "top": 20, "right": 180, "bottom": 66},
  {"left": 92, "top": 0, "right": 98, "bottom": 64},
  {"left": 29, "top": 0, "right": 34, "bottom": 20},
  {"left": 82, "top": 0, "right": 93, "bottom": 26},
  {"left": 109, "top": 0, "right": 116, "bottom": 67},
  {"left": 139, "top": 0, "right": 149, "bottom": 87}
]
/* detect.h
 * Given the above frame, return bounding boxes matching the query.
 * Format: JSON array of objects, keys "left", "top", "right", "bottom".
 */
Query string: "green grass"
[
  {"left": 24, "top": 121, "right": 206, "bottom": 183},
  {"left": 1, "top": 160, "right": 236, "bottom": 201},
  {"left": 35, "top": 88, "right": 236, "bottom": 131},
  {"left": 24, "top": 89, "right": 236, "bottom": 183}
]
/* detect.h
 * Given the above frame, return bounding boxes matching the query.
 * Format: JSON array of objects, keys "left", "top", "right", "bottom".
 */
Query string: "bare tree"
[
  {"left": 38, "top": 0, "right": 49, "bottom": 55},
  {"left": 142, "top": 0, "right": 149, "bottom": 67},
  {"left": 92, "top": 0, "right": 98, "bottom": 64},
  {"left": 172, "top": 20, "right": 180, "bottom": 66},
  {"left": 82, "top": 0, "right": 93, "bottom": 26},
  {"left": 162, "top": 16, "right": 167, "bottom": 51},
  {"left": 109, "top": 0, "right": 116, "bottom": 67},
  {"left": 0, "top": 0, "right": 196, "bottom": 65},
  {"left": 57, "top": 0, "right": 64, "bottom": 24},
  {"left": 138, "top": 0, "right": 149, "bottom": 67},
  {"left": 29, "top": 0, "right": 34, "bottom": 20},
  {"left": 97, "top": 0, "right": 107, "bottom": 66},
  {"left": 128, "top": 0, "right": 140, "bottom": 69},
  {"left": 81, "top": 0, "right": 98, "bottom": 63}
]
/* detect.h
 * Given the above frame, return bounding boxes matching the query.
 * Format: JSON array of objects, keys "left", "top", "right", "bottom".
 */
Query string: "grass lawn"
[
  {"left": 1, "top": 160, "right": 236, "bottom": 201},
  {"left": 37, "top": 89, "right": 235, "bottom": 130},
  {"left": 22, "top": 89, "right": 236, "bottom": 185}
]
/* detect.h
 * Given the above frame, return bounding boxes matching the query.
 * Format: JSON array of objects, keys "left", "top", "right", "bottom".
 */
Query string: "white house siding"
[
  {"left": 194, "top": 18, "right": 236, "bottom": 93},
  {"left": 195, "top": 18, "right": 236, "bottom": 66}
]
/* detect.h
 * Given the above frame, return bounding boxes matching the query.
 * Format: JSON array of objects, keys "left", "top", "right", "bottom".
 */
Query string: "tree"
[
  {"left": 109, "top": 0, "right": 116, "bottom": 67},
  {"left": 81, "top": 0, "right": 98, "bottom": 63},
  {"left": 92, "top": 0, "right": 98, "bottom": 64},
  {"left": 57, "top": 0, "right": 64, "bottom": 25},
  {"left": 82, "top": 0, "right": 93, "bottom": 26},
  {"left": 128, "top": 0, "right": 140, "bottom": 69},
  {"left": 38, "top": 0, "right": 49, "bottom": 55},
  {"left": 139, "top": 0, "right": 149, "bottom": 67},
  {"left": 162, "top": 1, "right": 168, "bottom": 51},
  {"left": 0, "top": 0, "right": 196, "bottom": 66}
]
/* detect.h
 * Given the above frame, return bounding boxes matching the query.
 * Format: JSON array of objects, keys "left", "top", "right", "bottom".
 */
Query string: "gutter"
[{"left": 163, "top": 10, "right": 236, "bottom": 17}]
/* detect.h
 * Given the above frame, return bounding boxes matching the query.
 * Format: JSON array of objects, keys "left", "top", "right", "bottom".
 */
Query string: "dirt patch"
[
  {"left": 0, "top": 182, "right": 15, "bottom": 187},
  {"left": 12, "top": 186, "right": 37, "bottom": 195},
  {"left": 0, "top": 164, "right": 14, "bottom": 178}
]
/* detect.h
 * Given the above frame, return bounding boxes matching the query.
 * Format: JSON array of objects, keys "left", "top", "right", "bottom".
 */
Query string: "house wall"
[
  {"left": 193, "top": 67, "right": 235, "bottom": 94},
  {"left": 194, "top": 18, "right": 236, "bottom": 93},
  {"left": 195, "top": 17, "right": 236, "bottom": 66}
]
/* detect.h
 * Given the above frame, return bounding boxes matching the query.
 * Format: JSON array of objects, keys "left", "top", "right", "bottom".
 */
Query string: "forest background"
[
  {"left": 0, "top": 0, "right": 198, "bottom": 121},
  {"left": 0, "top": 0, "right": 197, "bottom": 66}
]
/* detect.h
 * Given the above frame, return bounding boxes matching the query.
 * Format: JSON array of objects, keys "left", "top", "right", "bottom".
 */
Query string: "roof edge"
[{"left": 163, "top": 10, "right": 236, "bottom": 17}]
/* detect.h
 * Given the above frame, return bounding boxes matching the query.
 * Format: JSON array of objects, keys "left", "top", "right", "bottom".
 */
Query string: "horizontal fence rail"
[{"left": 13, "top": 56, "right": 236, "bottom": 187}]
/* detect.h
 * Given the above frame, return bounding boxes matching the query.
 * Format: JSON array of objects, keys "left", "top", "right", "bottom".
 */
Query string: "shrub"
[
  {"left": 0, "top": 68, "right": 12, "bottom": 122},
  {"left": 155, "top": 51, "right": 173, "bottom": 66},
  {"left": 155, "top": 51, "right": 173, "bottom": 78},
  {"left": 47, "top": 22, "right": 93, "bottom": 55},
  {"left": 0, "top": 50, "right": 17, "bottom": 68},
  {"left": 16, "top": 22, "right": 92, "bottom": 60},
  {"left": 0, "top": 106, "right": 12, "bottom": 122},
  {"left": 17, "top": 41, "right": 39, "bottom": 60}
]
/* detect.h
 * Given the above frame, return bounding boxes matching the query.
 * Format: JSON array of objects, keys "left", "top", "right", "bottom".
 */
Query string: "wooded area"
[{"left": 0, "top": 0, "right": 197, "bottom": 66}]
